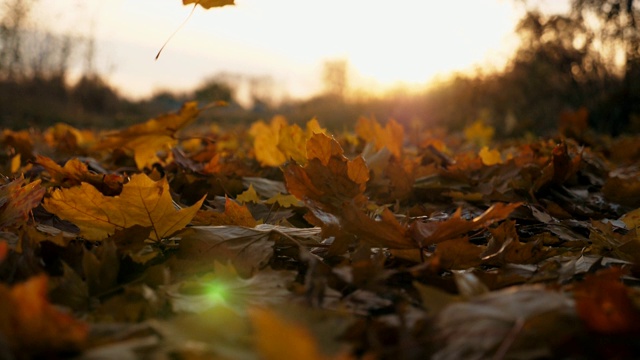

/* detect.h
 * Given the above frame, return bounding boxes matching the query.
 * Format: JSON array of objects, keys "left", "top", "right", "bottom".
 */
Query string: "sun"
[{"left": 307, "top": 1, "right": 520, "bottom": 89}]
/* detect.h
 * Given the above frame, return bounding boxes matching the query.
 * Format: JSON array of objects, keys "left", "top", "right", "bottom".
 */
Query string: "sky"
[{"left": 31, "top": 0, "right": 548, "bottom": 103}]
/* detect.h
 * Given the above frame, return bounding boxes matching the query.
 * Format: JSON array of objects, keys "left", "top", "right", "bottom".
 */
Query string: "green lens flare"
[{"left": 204, "top": 282, "right": 228, "bottom": 304}]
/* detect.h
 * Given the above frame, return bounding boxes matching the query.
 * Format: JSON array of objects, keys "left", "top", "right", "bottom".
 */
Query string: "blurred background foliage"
[{"left": 1, "top": 0, "right": 639, "bottom": 136}]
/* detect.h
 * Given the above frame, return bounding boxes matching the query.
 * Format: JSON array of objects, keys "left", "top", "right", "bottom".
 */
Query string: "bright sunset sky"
[{"left": 32, "top": 0, "right": 567, "bottom": 103}]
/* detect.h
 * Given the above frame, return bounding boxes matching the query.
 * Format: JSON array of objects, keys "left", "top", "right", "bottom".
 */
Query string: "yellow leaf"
[
  {"left": 463, "top": 119, "right": 494, "bottom": 147},
  {"left": 237, "top": 184, "right": 260, "bottom": 204},
  {"left": 265, "top": 193, "right": 303, "bottom": 208},
  {"left": 43, "top": 174, "right": 204, "bottom": 241},
  {"left": 10, "top": 154, "right": 20, "bottom": 174},
  {"left": 93, "top": 102, "right": 199, "bottom": 169},
  {"left": 251, "top": 116, "right": 326, "bottom": 167},
  {"left": 479, "top": 146, "right": 502, "bottom": 166},
  {"left": 355, "top": 117, "right": 404, "bottom": 158},
  {"left": 183, "top": 0, "right": 234, "bottom": 9},
  {"left": 621, "top": 208, "right": 640, "bottom": 229}
]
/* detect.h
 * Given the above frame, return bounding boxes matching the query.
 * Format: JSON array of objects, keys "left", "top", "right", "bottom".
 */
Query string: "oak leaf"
[{"left": 43, "top": 173, "right": 204, "bottom": 241}]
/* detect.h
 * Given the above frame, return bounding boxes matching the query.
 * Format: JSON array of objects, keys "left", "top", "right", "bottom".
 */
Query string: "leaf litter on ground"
[{"left": 1, "top": 102, "right": 640, "bottom": 358}]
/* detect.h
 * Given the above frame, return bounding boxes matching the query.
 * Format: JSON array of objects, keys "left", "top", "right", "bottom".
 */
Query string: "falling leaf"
[
  {"left": 43, "top": 173, "right": 204, "bottom": 241},
  {"left": 183, "top": 0, "right": 235, "bottom": 9}
]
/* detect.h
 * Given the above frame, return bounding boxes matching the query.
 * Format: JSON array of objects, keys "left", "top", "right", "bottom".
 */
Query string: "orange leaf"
[
  {"left": 250, "top": 308, "right": 343, "bottom": 360},
  {"left": 193, "top": 197, "right": 257, "bottom": 227},
  {"left": 0, "top": 176, "right": 45, "bottom": 229},
  {"left": 0, "top": 275, "right": 87, "bottom": 356},
  {"left": 574, "top": 267, "right": 640, "bottom": 333},
  {"left": 355, "top": 117, "right": 404, "bottom": 158}
]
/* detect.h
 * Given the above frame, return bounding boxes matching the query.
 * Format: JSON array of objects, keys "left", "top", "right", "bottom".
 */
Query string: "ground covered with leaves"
[{"left": 1, "top": 103, "right": 640, "bottom": 359}]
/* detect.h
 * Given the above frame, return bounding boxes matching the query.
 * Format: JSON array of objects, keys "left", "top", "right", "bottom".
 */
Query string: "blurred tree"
[{"left": 322, "top": 59, "right": 348, "bottom": 98}]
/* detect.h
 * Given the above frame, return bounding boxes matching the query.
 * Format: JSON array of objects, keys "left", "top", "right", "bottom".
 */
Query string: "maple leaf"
[
  {"left": 43, "top": 173, "right": 204, "bottom": 241},
  {"left": 183, "top": 0, "right": 234, "bottom": 9},
  {"left": 93, "top": 101, "right": 200, "bottom": 169},
  {"left": 285, "top": 133, "right": 413, "bottom": 253},
  {"left": 0, "top": 275, "right": 88, "bottom": 356},
  {"left": 250, "top": 117, "right": 325, "bottom": 167},
  {"left": 0, "top": 176, "right": 45, "bottom": 229}
]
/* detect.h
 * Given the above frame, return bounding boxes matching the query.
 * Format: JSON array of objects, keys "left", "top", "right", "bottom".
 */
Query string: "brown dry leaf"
[
  {"left": 1, "top": 129, "right": 34, "bottom": 159},
  {"left": 43, "top": 173, "right": 204, "bottom": 241},
  {"left": 183, "top": 0, "right": 234, "bottom": 9},
  {"left": 179, "top": 224, "right": 320, "bottom": 277},
  {"left": 482, "top": 220, "right": 550, "bottom": 265},
  {"left": 434, "top": 236, "right": 484, "bottom": 270},
  {"left": 574, "top": 267, "right": 640, "bottom": 333},
  {"left": 0, "top": 176, "right": 45, "bottom": 229},
  {"left": 93, "top": 101, "right": 199, "bottom": 169},
  {"left": 0, "top": 275, "right": 88, "bottom": 356},
  {"left": 410, "top": 202, "right": 522, "bottom": 247},
  {"left": 355, "top": 117, "right": 404, "bottom": 158},
  {"left": 285, "top": 133, "right": 368, "bottom": 210}
]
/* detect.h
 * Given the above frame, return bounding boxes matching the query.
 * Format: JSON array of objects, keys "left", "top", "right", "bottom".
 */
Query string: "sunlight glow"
[
  {"left": 33, "top": 0, "right": 521, "bottom": 99},
  {"left": 204, "top": 282, "right": 229, "bottom": 305}
]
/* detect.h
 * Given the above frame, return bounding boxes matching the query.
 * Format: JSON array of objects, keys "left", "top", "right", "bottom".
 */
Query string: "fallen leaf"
[
  {"left": 574, "top": 267, "right": 640, "bottom": 333},
  {"left": 0, "top": 176, "right": 45, "bottom": 229},
  {"left": 93, "top": 101, "right": 199, "bottom": 169},
  {"left": 0, "top": 275, "right": 88, "bottom": 356},
  {"left": 43, "top": 173, "right": 204, "bottom": 241}
]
